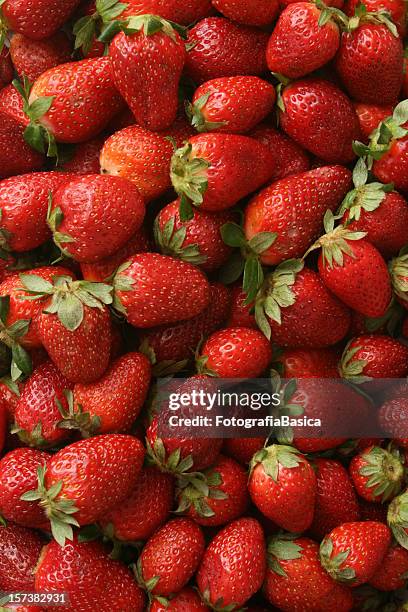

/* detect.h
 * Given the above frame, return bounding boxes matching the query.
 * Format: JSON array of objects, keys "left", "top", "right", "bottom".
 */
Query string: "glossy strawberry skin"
[
  {"left": 2, "top": 0, "right": 81, "bottom": 39},
  {"left": 369, "top": 544, "right": 408, "bottom": 591},
  {"left": 277, "top": 347, "right": 340, "bottom": 378},
  {"left": 35, "top": 537, "right": 145, "bottom": 611},
  {"left": 186, "top": 17, "right": 269, "bottom": 84},
  {"left": 345, "top": 0, "right": 407, "bottom": 36},
  {"left": 227, "top": 285, "right": 257, "bottom": 329},
  {"left": 250, "top": 125, "right": 310, "bottom": 181},
  {"left": 0, "top": 112, "right": 44, "bottom": 180},
  {"left": 212, "top": 0, "right": 279, "bottom": 25},
  {"left": 353, "top": 103, "right": 394, "bottom": 140},
  {"left": 197, "top": 517, "right": 266, "bottom": 609},
  {"left": 343, "top": 335, "right": 408, "bottom": 380},
  {"left": 244, "top": 166, "right": 352, "bottom": 265},
  {"left": 150, "top": 587, "right": 210, "bottom": 611},
  {"left": 10, "top": 32, "right": 72, "bottom": 82},
  {"left": 59, "top": 137, "right": 103, "bottom": 174},
  {"left": 223, "top": 437, "right": 265, "bottom": 465},
  {"left": 0, "top": 83, "right": 29, "bottom": 126},
  {"left": 0, "top": 522, "right": 45, "bottom": 592},
  {"left": 29, "top": 57, "right": 124, "bottom": 143},
  {"left": 140, "top": 518, "right": 205, "bottom": 596},
  {"left": 120, "top": 0, "right": 213, "bottom": 26},
  {"left": 279, "top": 79, "right": 360, "bottom": 164},
  {"left": 372, "top": 136, "right": 408, "bottom": 193}
]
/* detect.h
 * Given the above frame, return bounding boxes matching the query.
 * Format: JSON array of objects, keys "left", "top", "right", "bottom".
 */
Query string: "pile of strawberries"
[{"left": 1, "top": 0, "right": 408, "bottom": 610}]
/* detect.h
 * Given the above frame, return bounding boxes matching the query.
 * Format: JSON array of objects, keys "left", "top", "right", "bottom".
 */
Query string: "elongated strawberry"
[
  {"left": 10, "top": 32, "right": 72, "bottom": 82},
  {"left": 249, "top": 444, "right": 316, "bottom": 532},
  {"left": 150, "top": 587, "right": 210, "bottom": 611},
  {"left": 186, "top": 17, "right": 269, "bottom": 84},
  {"left": 339, "top": 335, "right": 408, "bottom": 383},
  {"left": 279, "top": 78, "right": 360, "bottom": 164},
  {"left": 320, "top": 521, "right": 391, "bottom": 585},
  {"left": 354, "top": 102, "right": 394, "bottom": 140},
  {"left": 251, "top": 124, "right": 310, "bottom": 181},
  {"left": 35, "top": 536, "right": 145, "bottom": 611},
  {"left": 196, "top": 517, "right": 266, "bottom": 610},
  {"left": 22, "top": 434, "right": 145, "bottom": 545},
  {"left": 350, "top": 445, "right": 404, "bottom": 503},
  {"left": 0, "top": 522, "right": 45, "bottom": 592},
  {"left": 187, "top": 76, "right": 275, "bottom": 134},
  {"left": 389, "top": 246, "right": 408, "bottom": 308},
  {"left": 369, "top": 543, "right": 408, "bottom": 591},
  {"left": 170, "top": 133, "right": 274, "bottom": 220},
  {"left": 0, "top": 110, "right": 44, "bottom": 180},
  {"left": 48, "top": 174, "right": 145, "bottom": 263},
  {"left": 0, "top": 0, "right": 81, "bottom": 40},
  {"left": 136, "top": 518, "right": 205, "bottom": 597},
  {"left": 113, "top": 253, "right": 210, "bottom": 328}
]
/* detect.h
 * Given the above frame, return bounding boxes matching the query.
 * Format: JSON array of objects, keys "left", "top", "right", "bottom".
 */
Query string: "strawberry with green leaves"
[
  {"left": 0, "top": 0, "right": 81, "bottom": 41},
  {"left": 354, "top": 102, "right": 394, "bottom": 140},
  {"left": 345, "top": 0, "right": 407, "bottom": 36},
  {"left": 389, "top": 246, "right": 408, "bottom": 308},
  {"left": 350, "top": 445, "right": 404, "bottom": 503},
  {"left": 0, "top": 108, "right": 44, "bottom": 179},
  {"left": 150, "top": 587, "right": 210, "bottom": 612},
  {"left": 387, "top": 489, "right": 408, "bottom": 549},
  {"left": 339, "top": 335, "right": 408, "bottom": 383}
]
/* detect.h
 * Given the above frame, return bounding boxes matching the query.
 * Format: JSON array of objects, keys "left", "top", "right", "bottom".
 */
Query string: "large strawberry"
[
  {"left": 212, "top": 0, "right": 279, "bottom": 25},
  {"left": 48, "top": 174, "right": 145, "bottom": 263},
  {"left": 22, "top": 434, "right": 145, "bottom": 545},
  {"left": 0, "top": 0, "right": 81, "bottom": 40},
  {"left": 369, "top": 543, "right": 408, "bottom": 591},
  {"left": 249, "top": 444, "right": 316, "bottom": 532},
  {"left": 279, "top": 78, "right": 360, "bottom": 164},
  {"left": 0, "top": 110, "right": 44, "bottom": 179},
  {"left": 0, "top": 522, "right": 45, "bottom": 592},
  {"left": 109, "top": 15, "right": 185, "bottom": 132},
  {"left": 339, "top": 335, "right": 408, "bottom": 383},
  {"left": 251, "top": 124, "right": 310, "bottom": 181},
  {"left": 35, "top": 536, "right": 145, "bottom": 611},
  {"left": 10, "top": 32, "right": 72, "bottom": 82},
  {"left": 349, "top": 445, "right": 404, "bottom": 503},
  {"left": 196, "top": 517, "right": 266, "bottom": 610},
  {"left": 113, "top": 253, "right": 210, "bottom": 328}
]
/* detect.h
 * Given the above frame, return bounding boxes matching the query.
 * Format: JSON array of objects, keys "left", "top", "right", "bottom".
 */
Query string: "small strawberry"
[
  {"left": 186, "top": 17, "right": 269, "bottom": 84},
  {"left": 279, "top": 78, "right": 360, "bottom": 164},
  {"left": 310, "top": 458, "right": 360, "bottom": 541},
  {"left": 136, "top": 518, "right": 205, "bottom": 597},
  {"left": 9, "top": 32, "right": 72, "bottom": 82},
  {"left": 350, "top": 445, "right": 404, "bottom": 504},
  {"left": 211, "top": 0, "right": 279, "bottom": 26},
  {"left": 369, "top": 543, "right": 408, "bottom": 591},
  {"left": 113, "top": 253, "right": 210, "bottom": 328},
  {"left": 196, "top": 517, "right": 266, "bottom": 610},
  {"left": 389, "top": 247, "right": 408, "bottom": 308},
  {"left": 150, "top": 587, "right": 210, "bottom": 611},
  {"left": 35, "top": 536, "right": 145, "bottom": 611},
  {"left": 100, "top": 466, "right": 174, "bottom": 542},
  {"left": 345, "top": 0, "right": 407, "bottom": 36},
  {"left": 0, "top": 110, "right": 44, "bottom": 179},
  {"left": 0, "top": 47, "right": 13, "bottom": 87},
  {"left": 276, "top": 347, "right": 340, "bottom": 378},
  {"left": 57, "top": 137, "right": 103, "bottom": 174},
  {"left": 249, "top": 444, "right": 317, "bottom": 532},
  {"left": 354, "top": 102, "right": 394, "bottom": 140},
  {"left": 339, "top": 335, "right": 408, "bottom": 383},
  {"left": 227, "top": 285, "right": 257, "bottom": 329},
  {"left": 0, "top": 522, "right": 45, "bottom": 592},
  {"left": 0, "top": 0, "right": 81, "bottom": 40},
  {"left": 250, "top": 124, "right": 310, "bottom": 181},
  {"left": 187, "top": 76, "right": 275, "bottom": 134}
]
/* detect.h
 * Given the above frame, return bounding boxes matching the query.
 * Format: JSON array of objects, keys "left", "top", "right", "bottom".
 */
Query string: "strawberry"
[
  {"left": 0, "top": 83, "right": 29, "bottom": 126},
  {"left": 13, "top": 361, "right": 73, "bottom": 448},
  {"left": 9, "top": 32, "right": 72, "bottom": 82},
  {"left": 176, "top": 454, "right": 249, "bottom": 526},
  {"left": 0, "top": 110, "right": 44, "bottom": 179},
  {"left": 186, "top": 17, "right": 269, "bottom": 84},
  {"left": 378, "top": 396, "right": 408, "bottom": 443},
  {"left": 0, "top": 0, "right": 81, "bottom": 40},
  {"left": 308, "top": 211, "right": 392, "bottom": 318},
  {"left": 57, "top": 137, "right": 103, "bottom": 174},
  {"left": 227, "top": 285, "right": 257, "bottom": 329},
  {"left": 276, "top": 347, "right": 340, "bottom": 378},
  {"left": 249, "top": 444, "right": 316, "bottom": 532},
  {"left": 349, "top": 445, "right": 404, "bottom": 503},
  {"left": 60, "top": 352, "right": 151, "bottom": 435},
  {"left": 339, "top": 335, "right": 408, "bottom": 383},
  {"left": 170, "top": 133, "right": 274, "bottom": 219},
  {"left": 136, "top": 518, "right": 205, "bottom": 597},
  {"left": 198, "top": 327, "right": 272, "bottom": 378},
  {"left": 154, "top": 200, "right": 233, "bottom": 272},
  {"left": 223, "top": 437, "right": 265, "bottom": 465},
  {"left": 150, "top": 587, "right": 210, "bottom": 611},
  {"left": 100, "top": 466, "right": 174, "bottom": 542},
  {"left": 0, "top": 447, "right": 50, "bottom": 528},
  {"left": 359, "top": 498, "right": 388, "bottom": 522},
  {"left": 354, "top": 102, "right": 394, "bottom": 140},
  {"left": 345, "top": 0, "right": 407, "bottom": 36},
  {"left": 250, "top": 125, "right": 310, "bottom": 181},
  {"left": 310, "top": 458, "right": 360, "bottom": 541},
  {"left": 369, "top": 543, "right": 408, "bottom": 591},
  {"left": 35, "top": 536, "right": 146, "bottom": 611},
  {"left": 267, "top": 3, "right": 340, "bottom": 79},
  {"left": 0, "top": 47, "right": 13, "bottom": 88},
  {"left": 23, "top": 434, "right": 145, "bottom": 544},
  {"left": 120, "top": 0, "right": 213, "bottom": 23},
  {"left": 279, "top": 78, "right": 360, "bottom": 164},
  {"left": 113, "top": 253, "right": 211, "bottom": 328},
  {"left": 187, "top": 76, "right": 276, "bottom": 134},
  {"left": 196, "top": 517, "right": 266, "bottom": 609},
  {"left": 387, "top": 489, "right": 408, "bottom": 549},
  {"left": 389, "top": 247, "right": 408, "bottom": 308},
  {"left": 48, "top": 174, "right": 145, "bottom": 263},
  {"left": 0, "top": 522, "right": 44, "bottom": 592},
  {"left": 264, "top": 534, "right": 353, "bottom": 612},
  {"left": 212, "top": 0, "right": 279, "bottom": 25},
  {"left": 319, "top": 521, "right": 391, "bottom": 585},
  {"left": 244, "top": 166, "right": 351, "bottom": 266},
  {"left": 109, "top": 15, "right": 185, "bottom": 132}
]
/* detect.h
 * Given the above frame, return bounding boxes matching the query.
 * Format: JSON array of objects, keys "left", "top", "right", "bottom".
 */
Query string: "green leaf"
[
  {"left": 0, "top": 295, "right": 9, "bottom": 325},
  {"left": 57, "top": 294, "right": 84, "bottom": 331},
  {"left": 28, "top": 96, "right": 54, "bottom": 121},
  {"left": 248, "top": 231, "right": 277, "bottom": 255},
  {"left": 11, "top": 344, "right": 32, "bottom": 377},
  {"left": 19, "top": 273, "right": 54, "bottom": 294},
  {"left": 24, "top": 123, "right": 46, "bottom": 154},
  {"left": 220, "top": 222, "right": 246, "bottom": 248},
  {"left": 179, "top": 196, "right": 194, "bottom": 222}
]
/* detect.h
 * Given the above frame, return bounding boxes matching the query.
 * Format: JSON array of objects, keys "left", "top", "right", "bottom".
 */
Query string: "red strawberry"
[
  {"left": 267, "top": 3, "right": 340, "bottom": 79},
  {"left": 354, "top": 102, "right": 394, "bottom": 140},
  {"left": 13, "top": 361, "right": 73, "bottom": 448},
  {"left": 0, "top": 522, "right": 45, "bottom": 592},
  {"left": 186, "top": 17, "right": 269, "bottom": 84},
  {"left": 378, "top": 396, "right": 408, "bottom": 443},
  {"left": 249, "top": 444, "right": 317, "bottom": 532},
  {"left": 57, "top": 137, "right": 103, "bottom": 174},
  {"left": 109, "top": 16, "right": 185, "bottom": 132},
  {"left": 0, "top": 110, "right": 44, "bottom": 179},
  {"left": 113, "top": 253, "right": 210, "bottom": 328},
  {"left": 279, "top": 78, "right": 360, "bottom": 164},
  {"left": 0, "top": 47, "right": 13, "bottom": 88},
  {"left": 223, "top": 437, "right": 265, "bottom": 465},
  {"left": 244, "top": 166, "right": 352, "bottom": 265},
  {"left": 345, "top": 0, "right": 407, "bottom": 36},
  {"left": 319, "top": 521, "right": 391, "bottom": 585},
  {"left": 0, "top": 447, "right": 50, "bottom": 528},
  {"left": 0, "top": 378, "right": 22, "bottom": 421},
  {"left": 198, "top": 327, "right": 272, "bottom": 378},
  {"left": 100, "top": 466, "right": 174, "bottom": 542},
  {"left": 187, "top": 76, "right": 276, "bottom": 134},
  {"left": 389, "top": 247, "right": 408, "bottom": 308},
  {"left": 197, "top": 517, "right": 266, "bottom": 609},
  {"left": 35, "top": 536, "right": 145, "bottom": 611},
  {"left": 150, "top": 587, "right": 210, "bottom": 611},
  {"left": 251, "top": 125, "right": 310, "bottom": 181},
  {"left": 176, "top": 454, "right": 249, "bottom": 526},
  {"left": 339, "top": 335, "right": 408, "bottom": 383},
  {"left": 349, "top": 445, "right": 404, "bottom": 503},
  {"left": 227, "top": 285, "right": 257, "bottom": 329},
  {"left": 277, "top": 347, "right": 340, "bottom": 378},
  {"left": 264, "top": 535, "right": 353, "bottom": 612},
  {"left": 0, "top": 0, "right": 81, "bottom": 40},
  {"left": 23, "top": 434, "right": 145, "bottom": 544},
  {"left": 137, "top": 518, "right": 204, "bottom": 597},
  {"left": 0, "top": 83, "right": 29, "bottom": 126},
  {"left": 369, "top": 543, "right": 408, "bottom": 591},
  {"left": 359, "top": 498, "right": 388, "bottom": 522},
  {"left": 212, "top": 0, "right": 279, "bottom": 25},
  {"left": 9, "top": 32, "right": 72, "bottom": 82},
  {"left": 121, "top": 0, "right": 212, "bottom": 23},
  {"left": 310, "top": 458, "right": 360, "bottom": 540}
]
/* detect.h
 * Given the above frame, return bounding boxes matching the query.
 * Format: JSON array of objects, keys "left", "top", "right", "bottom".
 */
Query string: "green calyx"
[
  {"left": 389, "top": 245, "right": 408, "bottom": 304},
  {"left": 254, "top": 259, "right": 304, "bottom": 340},
  {"left": 20, "top": 464, "right": 79, "bottom": 547},
  {"left": 339, "top": 341, "right": 371, "bottom": 384},
  {"left": 185, "top": 93, "right": 227, "bottom": 133},
  {"left": 122, "top": 13, "right": 186, "bottom": 43},
  {"left": 270, "top": 372, "right": 304, "bottom": 445},
  {"left": 19, "top": 273, "right": 113, "bottom": 332},
  {"left": 0, "top": 296, "right": 32, "bottom": 383},
  {"left": 112, "top": 260, "right": 134, "bottom": 315},
  {"left": 73, "top": 0, "right": 128, "bottom": 55},
  {"left": 346, "top": 2, "right": 399, "bottom": 35},
  {"left": 47, "top": 197, "right": 76, "bottom": 256},
  {"left": 358, "top": 446, "right": 404, "bottom": 502},
  {"left": 267, "top": 533, "right": 303, "bottom": 577},
  {"left": 200, "top": 589, "right": 242, "bottom": 612},
  {"left": 57, "top": 389, "right": 101, "bottom": 438},
  {"left": 153, "top": 215, "right": 207, "bottom": 266},
  {"left": 12, "top": 77, "right": 57, "bottom": 158},
  {"left": 133, "top": 558, "right": 161, "bottom": 599},
  {"left": 170, "top": 142, "right": 211, "bottom": 222},
  {"left": 176, "top": 469, "right": 228, "bottom": 518},
  {"left": 250, "top": 443, "right": 302, "bottom": 482},
  {"left": 0, "top": 1, "right": 9, "bottom": 53},
  {"left": 195, "top": 355, "right": 218, "bottom": 378},
  {"left": 387, "top": 490, "right": 408, "bottom": 550},
  {"left": 11, "top": 421, "right": 48, "bottom": 449},
  {"left": 220, "top": 221, "right": 277, "bottom": 305},
  {"left": 319, "top": 537, "right": 356, "bottom": 583},
  {"left": 0, "top": 209, "right": 13, "bottom": 259},
  {"left": 146, "top": 437, "right": 194, "bottom": 475}
]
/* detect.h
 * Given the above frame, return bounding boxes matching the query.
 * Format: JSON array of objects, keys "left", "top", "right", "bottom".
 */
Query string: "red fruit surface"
[
  {"left": 0, "top": 111, "right": 44, "bottom": 180},
  {"left": 0, "top": 522, "right": 45, "bottom": 591},
  {"left": 10, "top": 32, "right": 72, "bottom": 81},
  {"left": 251, "top": 125, "right": 310, "bottom": 181},
  {"left": 1, "top": 0, "right": 80, "bottom": 39},
  {"left": 211, "top": 0, "right": 279, "bottom": 25}
]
